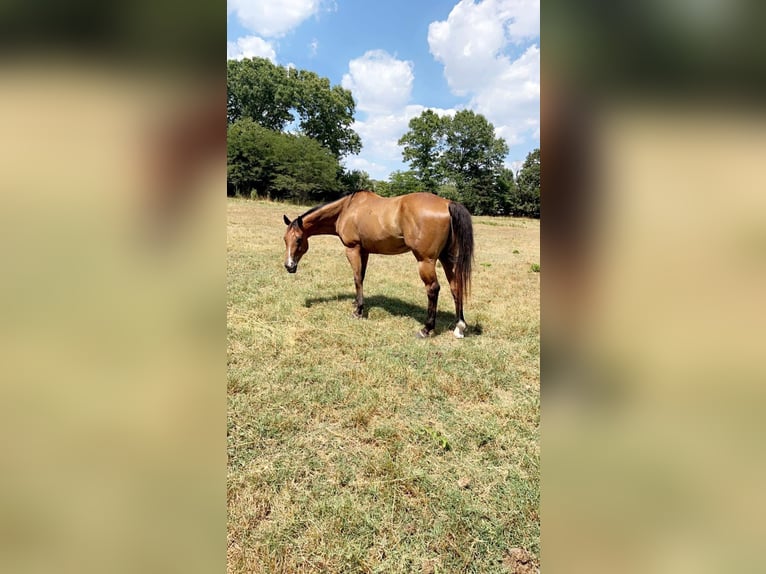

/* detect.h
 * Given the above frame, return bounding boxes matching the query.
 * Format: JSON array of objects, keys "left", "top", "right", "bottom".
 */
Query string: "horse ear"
[
  {"left": 283, "top": 214, "right": 291, "bottom": 226},
  {"left": 296, "top": 216, "right": 304, "bottom": 229}
]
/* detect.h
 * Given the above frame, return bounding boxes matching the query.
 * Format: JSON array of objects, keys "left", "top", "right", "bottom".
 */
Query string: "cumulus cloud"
[
  {"left": 226, "top": 36, "right": 276, "bottom": 62},
  {"left": 339, "top": 51, "right": 423, "bottom": 177},
  {"left": 342, "top": 156, "right": 388, "bottom": 178},
  {"left": 338, "top": 49, "right": 473, "bottom": 179},
  {"left": 497, "top": 0, "right": 540, "bottom": 42},
  {"left": 428, "top": 0, "right": 540, "bottom": 148},
  {"left": 470, "top": 43, "right": 539, "bottom": 145},
  {"left": 342, "top": 50, "right": 415, "bottom": 115},
  {"left": 428, "top": 0, "right": 509, "bottom": 94},
  {"left": 228, "top": 0, "right": 320, "bottom": 38},
  {"left": 352, "top": 106, "right": 424, "bottom": 163},
  {"left": 338, "top": 46, "right": 464, "bottom": 178},
  {"left": 345, "top": 104, "right": 458, "bottom": 180}
]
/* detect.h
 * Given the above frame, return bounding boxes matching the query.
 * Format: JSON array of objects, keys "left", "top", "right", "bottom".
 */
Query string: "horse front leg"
[
  {"left": 416, "top": 259, "right": 440, "bottom": 338},
  {"left": 345, "top": 246, "right": 368, "bottom": 318}
]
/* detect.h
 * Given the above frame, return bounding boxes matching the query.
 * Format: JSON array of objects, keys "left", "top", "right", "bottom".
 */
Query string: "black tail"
[{"left": 447, "top": 201, "right": 474, "bottom": 306}]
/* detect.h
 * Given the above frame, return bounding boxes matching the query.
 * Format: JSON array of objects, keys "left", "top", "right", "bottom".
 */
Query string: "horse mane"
[{"left": 298, "top": 190, "right": 362, "bottom": 219}]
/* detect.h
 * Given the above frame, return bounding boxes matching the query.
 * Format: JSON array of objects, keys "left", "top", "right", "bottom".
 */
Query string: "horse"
[{"left": 283, "top": 190, "right": 474, "bottom": 338}]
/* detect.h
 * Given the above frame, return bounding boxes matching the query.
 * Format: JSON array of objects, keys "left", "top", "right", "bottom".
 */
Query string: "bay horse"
[{"left": 283, "top": 191, "right": 474, "bottom": 338}]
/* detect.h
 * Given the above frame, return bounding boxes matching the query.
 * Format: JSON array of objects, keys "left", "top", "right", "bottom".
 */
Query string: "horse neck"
[{"left": 303, "top": 196, "right": 348, "bottom": 237}]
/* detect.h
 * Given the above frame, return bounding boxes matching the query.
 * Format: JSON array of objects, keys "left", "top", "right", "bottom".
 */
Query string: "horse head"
[{"left": 283, "top": 215, "right": 309, "bottom": 273}]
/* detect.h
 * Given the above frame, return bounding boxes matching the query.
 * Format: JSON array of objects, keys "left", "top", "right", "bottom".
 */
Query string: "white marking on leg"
[{"left": 453, "top": 320, "right": 466, "bottom": 339}]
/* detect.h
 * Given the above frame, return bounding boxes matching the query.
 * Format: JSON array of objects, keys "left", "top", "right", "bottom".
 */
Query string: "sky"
[{"left": 227, "top": 0, "right": 540, "bottom": 180}]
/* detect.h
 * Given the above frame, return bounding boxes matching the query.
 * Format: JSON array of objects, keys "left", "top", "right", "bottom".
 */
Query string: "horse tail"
[{"left": 447, "top": 201, "right": 474, "bottom": 304}]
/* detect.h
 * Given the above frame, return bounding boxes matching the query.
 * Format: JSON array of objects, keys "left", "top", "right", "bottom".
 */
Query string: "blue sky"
[{"left": 227, "top": 0, "right": 539, "bottom": 180}]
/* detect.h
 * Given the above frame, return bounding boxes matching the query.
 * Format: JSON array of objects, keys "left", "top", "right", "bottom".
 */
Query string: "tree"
[
  {"left": 385, "top": 171, "right": 422, "bottom": 197},
  {"left": 441, "top": 110, "right": 509, "bottom": 215},
  {"left": 495, "top": 167, "right": 519, "bottom": 216},
  {"left": 227, "top": 58, "right": 361, "bottom": 160},
  {"left": 227, "top": 58, "right": 294, "bottom": 130},
  {"left": 370, "top": 179, "right": 391, "bottom": 196},
  {"left": 227, "top": 119, "right": 275, "bottom": 197},
  {"left": 227, "top": 118, "right": 339, "bottom": 203},
  {"left": 294, "top": 70, "right": 362, "bottom": 159},
  {"left": 398, "top": 109, "right": 511, "bottom": 215},
  {"left": 514, "top": 148, "right": 540, "bottom": 218},
  {"left": 339, "top": 169, "right": 373, "bottom": 193},
  {"left": 398, "top": 110, "right": 446, "bottom": 193}
]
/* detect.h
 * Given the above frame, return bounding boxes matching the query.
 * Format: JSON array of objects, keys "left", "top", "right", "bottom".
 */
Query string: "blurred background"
[
  {"left": 2, "top": 0, "right": 766, "bottom": 572},
  {"left": 543, "top": 0, "right": 766, "bottom": 572},
  {"left": 0, "top": 1, "right": 224, "bottom": 573}
]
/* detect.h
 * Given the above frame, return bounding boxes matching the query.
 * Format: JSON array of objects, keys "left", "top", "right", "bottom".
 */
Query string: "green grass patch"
[{"left": 228, "top": 198, "right": 540, "bottom": 572}]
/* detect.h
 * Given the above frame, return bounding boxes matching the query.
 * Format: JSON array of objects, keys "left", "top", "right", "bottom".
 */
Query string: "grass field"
[{"left": 227, "top": 197, "right": 540, "bottom": 573}]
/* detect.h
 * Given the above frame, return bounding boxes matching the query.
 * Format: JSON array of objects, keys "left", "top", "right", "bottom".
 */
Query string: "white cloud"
[
  {"left": 352, "top": 106, "right": 424, "bottom": 164},
  {"left": 428, "top": 0, "right": 540, "bottom": 147},
  {"left": 342, "top": 50, "right": 415, "bottom": 114},
  {"left": 345, "top": 104, "right": 458, "bottom": 179},
  {"left": 342, "top": 156, "right": 389, "bottom": 180},
  {"left": 338, "top": 50, "right": 467, "bottom": 179},
  {"left": 470, "top": 44, "right": 539, "bottom": 145},
  {"left": 428, "top": 0, "right": 509, "bottom": 94},
  {"left": 227, "top": 35, "right": 277, "bottom": 62},
  {"left": 497, "top": 0, "right": 541, "bottom": 42},
  {"left": 228, "top": 0, "right": 320, "bottom": 38}
]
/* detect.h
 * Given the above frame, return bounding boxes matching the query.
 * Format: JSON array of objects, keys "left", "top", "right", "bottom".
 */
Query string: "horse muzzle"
[{"left": 284, "top": 262, "right": 298, "bottom": 273}]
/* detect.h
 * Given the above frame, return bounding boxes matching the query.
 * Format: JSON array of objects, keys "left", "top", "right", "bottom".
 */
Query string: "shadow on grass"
[{"left": 305, "top": 292, "right": 480, "bottom": 336}]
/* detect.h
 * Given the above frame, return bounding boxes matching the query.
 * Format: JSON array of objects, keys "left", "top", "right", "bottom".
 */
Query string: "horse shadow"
[{"left": 305, "top": 292, "right": 478, "bottom": 336}]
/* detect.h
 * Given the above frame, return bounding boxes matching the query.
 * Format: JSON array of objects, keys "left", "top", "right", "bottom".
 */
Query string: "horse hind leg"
[
  {"left": 416, "top": 259, "right": 440, "bottom": 338},
  {"left": 439, "top": 252, "right": 466, "bottom": 339}
]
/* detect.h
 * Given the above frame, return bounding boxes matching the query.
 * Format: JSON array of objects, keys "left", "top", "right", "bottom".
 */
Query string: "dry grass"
[{"left": 227, "top": 197, "right": 539, "bottom": 573}]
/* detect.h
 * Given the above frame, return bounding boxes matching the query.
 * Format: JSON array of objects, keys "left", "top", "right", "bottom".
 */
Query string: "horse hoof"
[
  {"left": 416, "top": 329, "right": 432, "bottom": 339},
  {"left": 453, "top": 320, "right": 466, "bottom": 339}
]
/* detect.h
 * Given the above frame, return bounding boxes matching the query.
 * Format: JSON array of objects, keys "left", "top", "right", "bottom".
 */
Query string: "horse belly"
[{"left": 362, "top": 235, "right": 410, "bottom": 255}]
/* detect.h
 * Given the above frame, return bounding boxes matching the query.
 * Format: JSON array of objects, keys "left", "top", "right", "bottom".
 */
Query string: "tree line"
[
  {"left": 227, "top": 57, "right": 539, "bottom": 217},
  {"left": 378, "top": 110, "right": 539, "bottom": 217}
]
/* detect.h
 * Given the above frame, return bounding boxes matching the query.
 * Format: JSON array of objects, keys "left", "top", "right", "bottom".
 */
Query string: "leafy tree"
[
  {"left": 294, "top": 70, "right": 362, "bottom": 159},
  {"left": 385, "top": 170, "right": 422, "bottom": 197},
  {"left": 227, "top": 59, "right": 294, "bottom": 130},
  {"left": 370, "top": 179, "right": 391, "bottom": 197},
  {"left": 441, "top": 110, "right": 509, "bottom": 215},
  {"left": 227, "top": 58, "right": 361, "bottom": 159},
  {"left": 492, "top": 167, "right": 518, "bottom": 216},
  {"left": 398, "top": 109, "right": 446, "bottom": 193},
  {"left": 339, "top": 169, "right": 373, "bottom": 193},
  {"left": 435, "top": 182, "right": 460, "bottom": 202},
  {"left": 227, "top": 118, "right": 339, "bottom": 203},
  {"left": 514, "top": 148, "right": 541, "bottom": 218},
  {"left": 398, "top": 109, "right": 511, "bottom": 215},
  {"left": 227, "top": 119, "right": 274, "bottom": 196}
]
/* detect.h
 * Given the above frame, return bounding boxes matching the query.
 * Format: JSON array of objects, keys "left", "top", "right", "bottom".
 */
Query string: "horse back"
[{"left": 338, "top": 192, "right": 451, "bottom": 257}]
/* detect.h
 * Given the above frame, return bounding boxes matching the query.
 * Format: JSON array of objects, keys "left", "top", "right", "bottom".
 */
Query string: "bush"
[{"left": 227, "top": 118, "right": 340, "bottom": 203}]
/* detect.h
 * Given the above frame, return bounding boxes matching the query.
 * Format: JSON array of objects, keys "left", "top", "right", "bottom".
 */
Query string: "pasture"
[{"left": 227, "top": 197, "right": 540, "bottom": 573}]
